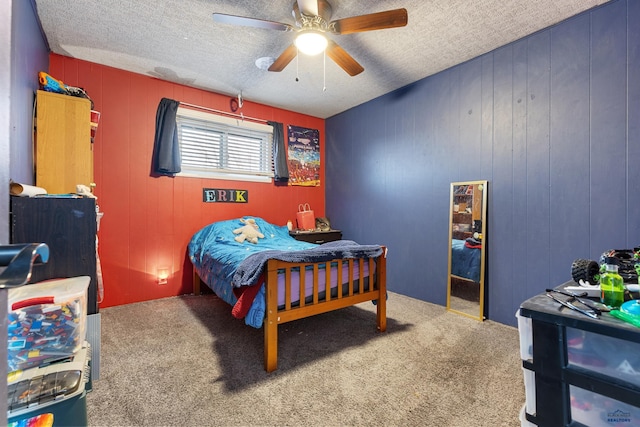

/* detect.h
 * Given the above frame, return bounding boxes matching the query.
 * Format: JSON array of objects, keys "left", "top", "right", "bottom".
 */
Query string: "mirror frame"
[{"left": 446, "top": 180, "right": 488, "bottom": 321}]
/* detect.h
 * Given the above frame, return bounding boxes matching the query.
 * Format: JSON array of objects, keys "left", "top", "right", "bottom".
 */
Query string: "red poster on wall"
[{"left": 287, "top": 125, "right": 320, "bottom": 187}]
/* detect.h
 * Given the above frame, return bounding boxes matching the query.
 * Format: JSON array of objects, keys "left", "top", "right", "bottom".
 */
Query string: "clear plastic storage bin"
[
  {"left": 7, "top": 342, "right": 91, "bottom": 426},
  {"left": 519, "top": 404, "right": 536, "bottom": 427},
  {"left": 7, "top": 276, "right": 90, "bottom": 372},
  {"left": 522, "top": 367, "right": 536, "bottom": 417},
  {"left": 570, "top": 384, "right": 640, "bottom": 427},
  {"left": 566, "top": 327, "right": 640, "bottom": 388},
  {"left": 517, "top": 309, "right": 533, "bottom": 361}
]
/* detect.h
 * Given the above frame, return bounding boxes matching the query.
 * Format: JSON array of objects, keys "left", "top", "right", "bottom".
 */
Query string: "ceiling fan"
[{"left": 212, "top": 0, "right": 408, "bottom": 76}]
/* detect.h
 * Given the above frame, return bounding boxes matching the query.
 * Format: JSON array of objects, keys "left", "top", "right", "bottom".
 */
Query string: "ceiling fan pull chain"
[
  {"left": 323, "top": 50, "right": 326, "bottom": 92},
  {"left": 295, "top": 47, "right": 299, "bottom": 82}
]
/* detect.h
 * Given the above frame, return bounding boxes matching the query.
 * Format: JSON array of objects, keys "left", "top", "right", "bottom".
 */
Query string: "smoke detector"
[{"left": 255, "top": 57, "right": 276, "bottom": 71}]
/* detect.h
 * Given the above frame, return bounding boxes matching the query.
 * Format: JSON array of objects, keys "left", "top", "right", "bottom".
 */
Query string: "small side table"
[{"left": 289, "top": 229, "right": 342, "bottom": 244}]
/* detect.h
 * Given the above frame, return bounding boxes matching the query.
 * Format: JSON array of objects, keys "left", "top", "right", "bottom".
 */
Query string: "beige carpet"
[{"left": 86, "top": 292, "right": 525, "bottom": 426}]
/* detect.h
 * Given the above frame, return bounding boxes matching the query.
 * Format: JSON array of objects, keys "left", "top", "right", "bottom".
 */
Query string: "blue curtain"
[
  {"left": 268, "top": 121, "right": 289, "bottom": 183},
  {"left": 152, "top": 98, "right": 181, "bottom": 176}
]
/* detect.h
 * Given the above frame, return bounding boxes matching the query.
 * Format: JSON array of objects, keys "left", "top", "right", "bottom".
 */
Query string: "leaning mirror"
[{"left": 446, "top": 180, "right": 488, "bottom": 321}]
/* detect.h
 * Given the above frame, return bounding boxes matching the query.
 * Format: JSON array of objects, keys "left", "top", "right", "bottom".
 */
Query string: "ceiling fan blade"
[
  {"left": 292, "top": 2, "right": 303, "bottom": 23},
  {"left": 212, "top": 13, "right": 294, "bottom": 32},
  {"left": 326, "top": 39, "right": 364, "bottom": 76},
  {"left": 268, "top": 44, "right": 298, "bottom": 72},
  {"left": 329, "top": 8, "right": 408, "bottom": 35}
]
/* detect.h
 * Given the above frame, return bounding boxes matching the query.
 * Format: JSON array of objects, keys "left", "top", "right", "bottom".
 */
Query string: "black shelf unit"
[
  {"left": 10, "top": 196, "right": 98, "bottom": 315},
  {"left": 519, "top": 282, "right": 640, "bottom": 426}
]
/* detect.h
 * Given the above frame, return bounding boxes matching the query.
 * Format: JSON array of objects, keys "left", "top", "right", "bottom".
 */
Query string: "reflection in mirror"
[{"left": 446, "top": 180, "right": 487, "bottom": 321}]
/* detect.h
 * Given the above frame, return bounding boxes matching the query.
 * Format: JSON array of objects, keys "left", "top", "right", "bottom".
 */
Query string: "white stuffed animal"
[{"left": 233, "top": 218, "right": 264, "bottom": 244}]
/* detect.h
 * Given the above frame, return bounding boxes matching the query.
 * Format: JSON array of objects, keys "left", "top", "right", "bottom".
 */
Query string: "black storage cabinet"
[
  {"left": 519, "top": 283, "right": 640, "bottom": 426},
  {"left": 10, "top": 196, "right": 98, "bottom": 315}
]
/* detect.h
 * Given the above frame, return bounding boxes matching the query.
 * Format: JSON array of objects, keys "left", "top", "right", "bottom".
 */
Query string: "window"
[{"left": 176, "top": 107, "right": 273, "bottom": 182}]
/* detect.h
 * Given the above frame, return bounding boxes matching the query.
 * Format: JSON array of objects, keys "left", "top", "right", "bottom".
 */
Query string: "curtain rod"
[{"left": 179, "top": 101, "right": 269, "bottom": 124}]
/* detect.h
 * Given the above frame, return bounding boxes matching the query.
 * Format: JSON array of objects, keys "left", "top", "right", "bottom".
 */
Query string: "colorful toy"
[
  {"left": 38, "top": 71, "right": 68, "bottom": 94},
  {"left": 7, "top": 277, "right": 88, "bottom": 373},
  {"left": 37, "top": 71, "right": 94, "bottom": 108},
  {"left": 572, "top": 247, "right": 640, "bottom": 285},
  {"left": 7, "top": 299, "right": 83, "bottom": 372}
]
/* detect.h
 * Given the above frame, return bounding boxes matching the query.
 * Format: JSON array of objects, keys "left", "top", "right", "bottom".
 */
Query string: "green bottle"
[{"left": 600, "top": 257, "right": 625, "bottom": 308}]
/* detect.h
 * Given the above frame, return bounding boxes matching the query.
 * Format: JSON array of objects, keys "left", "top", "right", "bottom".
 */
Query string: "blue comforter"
[
  {"left": 188, "top": 217, "right": 316, "bottom": 288},
  {"left": 451, "top": 239, "right": 481, "bottom": 282}
]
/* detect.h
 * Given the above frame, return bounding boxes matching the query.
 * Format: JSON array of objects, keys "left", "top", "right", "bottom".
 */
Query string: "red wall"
[{"left": 49, "top": 54, "right": 325, "bottom": 308}]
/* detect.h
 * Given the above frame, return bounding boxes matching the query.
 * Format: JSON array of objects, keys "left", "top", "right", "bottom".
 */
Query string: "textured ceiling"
[{"left": 34, "top": 0, "right": 609, "bottom": 119}]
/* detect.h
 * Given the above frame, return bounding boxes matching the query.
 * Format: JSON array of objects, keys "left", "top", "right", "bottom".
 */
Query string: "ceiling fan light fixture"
[{"left": 294, "top": 31, "right": 327, "bottom": 56}]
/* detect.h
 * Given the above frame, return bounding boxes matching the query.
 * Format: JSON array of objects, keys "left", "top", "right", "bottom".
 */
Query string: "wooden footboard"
[
  {"left": 192, "top": 248, "right": 388, "bottom": 373},
  {"left": 264, "top": 247, "right": 387, "bottom": 372}
]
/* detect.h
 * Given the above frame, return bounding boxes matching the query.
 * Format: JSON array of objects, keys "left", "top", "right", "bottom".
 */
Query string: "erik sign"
[{"left": 203, "top": 188, "right": 248, "bottom": 203}]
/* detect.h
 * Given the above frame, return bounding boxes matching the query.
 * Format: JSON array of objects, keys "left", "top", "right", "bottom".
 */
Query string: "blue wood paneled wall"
[{"left": 326, "top": 0, "right": 640, "bottom": 326}]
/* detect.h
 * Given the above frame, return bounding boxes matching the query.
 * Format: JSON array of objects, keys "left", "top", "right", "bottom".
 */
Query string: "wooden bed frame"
[{"left": 193, "top": 247, "right": 387, "bottom": 372}]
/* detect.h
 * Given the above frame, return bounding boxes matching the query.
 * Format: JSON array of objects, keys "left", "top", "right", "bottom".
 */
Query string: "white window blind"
[{"left": 176, "top": 107, "right": 273, "bottom": 182}]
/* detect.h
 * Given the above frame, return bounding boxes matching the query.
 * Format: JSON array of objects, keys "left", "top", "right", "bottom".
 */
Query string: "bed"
[
  {"left": 188, "top": 217, "right": 387, "bottom": 372},
  {"left": 450, "top": 238, "right": 481, "bottom": 283}
]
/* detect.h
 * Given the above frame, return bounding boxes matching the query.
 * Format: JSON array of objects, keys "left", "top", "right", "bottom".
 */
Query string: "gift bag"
[{"left": 296, "top": 203, "right": 316, "bottom": 230}]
